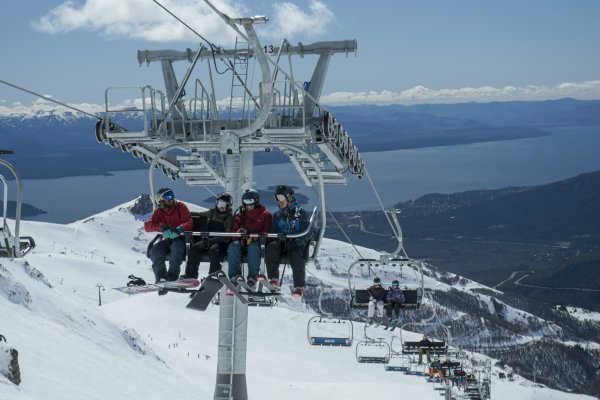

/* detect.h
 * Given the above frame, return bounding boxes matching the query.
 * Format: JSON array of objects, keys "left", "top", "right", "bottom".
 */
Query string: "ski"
[
  {"left": 233, "top": 276, "right": 276, "bottom": 306},
  {"left": 384, "top": 318, "right": 400, "bottom": 331},
  {"left": 232, "top": 275, "right": 258, "bottom": 295},
  {"left": 114, "top": 278, "right": 200, "bottom": 295},
  {"left": 256, "top": 274, "right": 281, "bottom": 293}
]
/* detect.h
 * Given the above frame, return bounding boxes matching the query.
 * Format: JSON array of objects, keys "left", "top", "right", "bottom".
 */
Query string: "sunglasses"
[
  {"left": 216, "top": 199, "right": 229, "bottom": 209},
  {"left": 243, "top": 198, "right": 256, "bottom": 205}
]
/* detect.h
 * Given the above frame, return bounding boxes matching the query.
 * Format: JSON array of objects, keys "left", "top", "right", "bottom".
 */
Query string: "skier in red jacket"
[
  {"left": 227, "top": 189, "right": 272, "bottom": 287},
  {"left": 144, "top": 188, "right": 193, "bottom": 283}
]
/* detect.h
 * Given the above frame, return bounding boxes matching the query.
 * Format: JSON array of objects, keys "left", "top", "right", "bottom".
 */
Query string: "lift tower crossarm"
[{"left": 137, "top": 40, "right": 357, "bottom": 65}]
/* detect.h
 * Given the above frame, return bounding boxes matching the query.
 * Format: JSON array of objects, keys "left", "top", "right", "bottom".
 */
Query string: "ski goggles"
[
  {"left": 216, "top": 199, "right": 229, "bottom": 209},
  {"left": 392, "top": 282, "right": 400, "bottom": 287},
  {"left": 242, "top": 198, "right": 256, "bottom": 205},
  {"left": 275, "top": 194, "right": 287, "bottom": 202},
  {"left": 159, "top": 191, "right": 174, "bottom": 201}
]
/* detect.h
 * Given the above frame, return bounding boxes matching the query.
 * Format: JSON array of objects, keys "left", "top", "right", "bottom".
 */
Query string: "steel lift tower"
[{"left": 96, "top": 2, "right": 364, "bottom": 399}]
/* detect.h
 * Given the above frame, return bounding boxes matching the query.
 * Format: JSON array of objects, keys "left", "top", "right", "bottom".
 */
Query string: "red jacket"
[
  {"left": 144, "top": 201, "right": 193, "bottom": 232},
  {"left": 232, "top": 204, "right": 272, "bottom": 240}
]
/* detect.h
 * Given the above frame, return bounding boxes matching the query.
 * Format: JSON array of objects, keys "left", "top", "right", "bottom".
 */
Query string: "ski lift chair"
[
  {"left": 0, "top": 156, "right": 35, "bottom": 258},
  {"left": 306, "top": 286, "right": 353, "bottom": 346},
  {"left": 307, "top": 316, "right": 353, "bottom": 346},
  {"left": 348, "top": 257, "right": 423, "bottom": 312},
  {"left": 385, "top": 336, "right": 411, "bottom": 371},
  {"left": 355, "top": 339, "right": 390, "bottom": 364},
  {"left": 402, "top": 340, "right": 448, "bottom": 356},
  {"left": 183, "top": 207, "right": 318, "bottom": 306}
]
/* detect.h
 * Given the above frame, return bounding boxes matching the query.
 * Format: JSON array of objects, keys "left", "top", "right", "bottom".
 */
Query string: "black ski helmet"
[
  {"left": 241, "top": 188, "right": 260, "bottom": 205},
  {"left": 274, "top": 184, "right": 295, "bottom": 203},
  {"left": 156, "top": 188, "right": 175, "bottom": 208},
  {"left": 215, "top": 193, "right": 233, "bottom": 211},
  {"left": 392, "top": 279, "right": 400, "bottom": 287},
  {"left": 373, "top": 277, "right": 381, "bottom": 284}
]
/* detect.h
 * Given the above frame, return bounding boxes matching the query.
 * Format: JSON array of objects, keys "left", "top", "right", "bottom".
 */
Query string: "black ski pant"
[
  {"left": 265, "top": 241, "right": 306, "bottom": 288},
  {"left": 185, "top": 241, "right": 227, "bottom": 279},
  {"left": 386, "top": 302, "right": 402, "bottom": 319}
]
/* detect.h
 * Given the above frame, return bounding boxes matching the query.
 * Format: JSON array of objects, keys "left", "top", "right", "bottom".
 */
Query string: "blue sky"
[{"left": 1, "top": 0, "right": 600, "bottom": 110}]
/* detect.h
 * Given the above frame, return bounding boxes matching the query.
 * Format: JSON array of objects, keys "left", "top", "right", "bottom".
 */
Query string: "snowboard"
[
  {"left": 186, "top": 271, "right": 248, "bottom": 311},
  {"left": 114, "top": 278, "right": 200, "bottom": 295}
]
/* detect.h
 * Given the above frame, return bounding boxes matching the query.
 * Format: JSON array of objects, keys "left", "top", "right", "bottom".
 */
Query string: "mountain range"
[
  {"left": 1, "top": 98, "right": 600, "bottom": 180},
  {"left": 325, "top": 170, "right": 600, "bottom": 312},
  {"left": 0, "top": 198, "right": 599, "bottom": 399}
]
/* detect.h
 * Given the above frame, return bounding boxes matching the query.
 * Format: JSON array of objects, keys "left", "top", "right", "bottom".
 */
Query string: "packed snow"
[{"left": 0, "top": 199, "right": 594, "bottom": 400}]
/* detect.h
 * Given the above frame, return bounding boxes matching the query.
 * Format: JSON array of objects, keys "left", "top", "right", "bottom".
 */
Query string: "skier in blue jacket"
[
  {"left": 265, "top": 185, "right": 311, "bottom": 297},
  {"left": 385, "top": 280, "right": 405, "bottom": 321}
]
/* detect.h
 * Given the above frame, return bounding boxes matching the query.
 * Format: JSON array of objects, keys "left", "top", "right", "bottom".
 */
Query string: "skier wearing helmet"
[
  {"left": 228, "top": 189, "right": 272, "bottom": 287},
  {"left": 366, "top": 277, "right": 387, "bottom": 324},
  {"left": 183, "top": 193, "right": 234, "bottom": 279},
  {"left": 144, "top": 188, "right": 193, "bottom": 283},
  {"left": 385, "top": 279, "right": 405, "bottom": 322},
  {"left": 265, "top": 185, "right": 311, "bottom": 297}
]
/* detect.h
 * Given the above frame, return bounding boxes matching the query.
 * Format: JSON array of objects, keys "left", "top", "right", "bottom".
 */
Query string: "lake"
[{"left": 11, "top": 125, "right": 600, "bottom": 224}]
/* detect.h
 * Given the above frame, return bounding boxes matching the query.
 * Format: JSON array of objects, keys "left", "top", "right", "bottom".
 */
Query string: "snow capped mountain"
[{"left": 0, "top": 199, "right": 596, "bottom": 400}]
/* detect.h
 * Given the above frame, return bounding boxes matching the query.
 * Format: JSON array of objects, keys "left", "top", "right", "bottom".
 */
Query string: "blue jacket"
[
  {"left": 271, "top": 201, "right": 310, "bottom": 247},
  {"left": 386, "top": 287, "right": 405, "bottom": 304}
]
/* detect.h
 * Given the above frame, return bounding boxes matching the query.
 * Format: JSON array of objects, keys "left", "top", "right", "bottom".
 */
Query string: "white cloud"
[
  {"left": 31, "top": 0, "right": 333, "bottom": 44},
  {"left": 2, "top": 81, "right": 599, "bottom": 116},
  {"left": 261, "top": 0, "right": 335, "bottom": 39},
  {"left": 321, "top": 81, "right": 600, "bottom": 105},
  {"left": 31, "top": 0, "right": 247, "bottom": 44}
]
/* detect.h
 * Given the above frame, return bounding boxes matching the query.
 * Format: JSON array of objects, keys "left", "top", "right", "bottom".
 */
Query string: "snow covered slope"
[{"left": 0, "top": 199, "right": 594, "bottom": 400}]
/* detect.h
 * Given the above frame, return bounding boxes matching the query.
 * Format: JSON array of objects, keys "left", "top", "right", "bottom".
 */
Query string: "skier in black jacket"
[
  {"left": 366, "top": 277, "right": 386, "bottom": 324},
  {"left": 183, "top": 193, "right": 233, "bottom": 279}
]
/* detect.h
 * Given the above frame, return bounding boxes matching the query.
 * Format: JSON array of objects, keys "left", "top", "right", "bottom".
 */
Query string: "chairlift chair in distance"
[
  {"left": 384, "top": 336, "right": 411, "bottom": 372},
  {"left": 0, "top": 151, "right": 35, "bottom": 258},
  {"left": 355, "top": 338, "right": 390, "bottom": 364},
  {"left": 348, "top": 257, "right": 423, "bottom": 311},
  {"left": 306, "top": 285, "right": 354, "bottom": 346},
  {"left": 307, "top": 316, "right": 353, "bottom": 346}
]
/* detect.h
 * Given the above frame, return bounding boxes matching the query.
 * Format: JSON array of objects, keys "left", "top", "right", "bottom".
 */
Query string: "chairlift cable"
[
  {"left": 151, "top": 0, "right": 231, "bottom": 75},
  {"left": 202, "top": 0, "right": 248, "bottom": 41},
  {"left": 326, "top": 210, "right": 366, "bottom": 260},
  {"left": 364, "top": 168, "right": 402, "bottom": 242},
  {"left": 0, "top": 79, "right": 101, "bottom": 120}
]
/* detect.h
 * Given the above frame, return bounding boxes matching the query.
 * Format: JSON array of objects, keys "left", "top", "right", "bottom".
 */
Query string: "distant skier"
[
  {"left": 385, "top": 279, "right": 405, "bottom": 322},
  {"left": 144, "top": 188, "right": 193, "bottom": 283},
  {"left": 366, "top": 277, "right": 387, "bottom": 324},
  {"left": 182, "top": 193, "right": 233, "bottom": 279},
  {"left": 265, "top": 185, "right": 311, "bottom": 297},
  {"left": 228, "top": 189, "right": 272, "bottom": 288}
]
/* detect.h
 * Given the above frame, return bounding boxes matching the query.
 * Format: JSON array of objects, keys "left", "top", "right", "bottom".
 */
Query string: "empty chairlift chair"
[
  {"left": 355, "top": 339, "right": 390, "bottom": 364},
  {"left": 307, "top": 316, "right": 353, "bottom": 346},
  {"left": 0, "top": 154, "right": 35, "bottom": 258}
]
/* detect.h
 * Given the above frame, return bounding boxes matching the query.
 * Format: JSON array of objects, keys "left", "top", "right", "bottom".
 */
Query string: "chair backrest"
[
  {"left": 401, "top": 289, "right": 420, "bottom": 308},
  {"left": 191, "top": 213, "right": 208, "bottom": 232},
  {"left": 351, "top": 289, "right": 371, "bottom": 308},
  {"left": 191, "top": 212, "right": 232, "bottom": 233}
]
